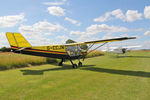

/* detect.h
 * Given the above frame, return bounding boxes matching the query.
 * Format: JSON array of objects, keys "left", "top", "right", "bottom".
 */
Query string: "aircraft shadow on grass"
[
  {"left": 81, "top": 67, "right": 150, "bottom": 78},
  {"left": 20, "top": 64, "right": 95, "bottom": 75},
  {"left": 20, "top": 64, "right": 150, "bottom": 78}
]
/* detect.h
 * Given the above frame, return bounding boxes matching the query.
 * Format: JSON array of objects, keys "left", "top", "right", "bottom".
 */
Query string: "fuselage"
[{"left": 11, "top": 45, "right": 86, "bottom": 59}]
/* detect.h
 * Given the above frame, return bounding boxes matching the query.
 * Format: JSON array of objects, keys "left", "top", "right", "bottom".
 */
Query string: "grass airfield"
[{"left": 0, "top": 51, "right": 150, "bottom": 100}]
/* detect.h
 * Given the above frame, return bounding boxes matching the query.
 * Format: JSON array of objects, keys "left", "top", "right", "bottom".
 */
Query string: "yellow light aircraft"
[{"left": 6, "top": 32, "right": 136, "bottom": 68}]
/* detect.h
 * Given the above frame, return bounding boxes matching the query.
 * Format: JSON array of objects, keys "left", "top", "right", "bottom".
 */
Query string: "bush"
[
  {"left": 46, "top": 58, "right": 58, "bottom": 64},
  {"left": 86, "top": 50, "right": 104, "bottom": 58}
]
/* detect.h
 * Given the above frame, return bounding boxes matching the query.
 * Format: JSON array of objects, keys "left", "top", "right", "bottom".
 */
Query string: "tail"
[{"left": 6, "top": 32, "right": 32, "bottom": 49}]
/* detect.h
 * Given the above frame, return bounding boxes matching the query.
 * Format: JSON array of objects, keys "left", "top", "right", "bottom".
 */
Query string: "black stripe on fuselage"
[
  {"left": 12, "top": 49, "right": 81, "bottom": 59},
  {"left": 11, "top": 46, "right": 66, "bottom": 54}
]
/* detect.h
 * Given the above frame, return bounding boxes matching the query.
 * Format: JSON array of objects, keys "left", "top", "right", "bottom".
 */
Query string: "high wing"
[
  {"left": 6, "top": 32, "right": 136, "bottom": 47},
  {"left": 65, "top": 37, "right": 136, "bottom": 46}
]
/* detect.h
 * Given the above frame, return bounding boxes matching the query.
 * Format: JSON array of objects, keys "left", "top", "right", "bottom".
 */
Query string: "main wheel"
[
  {"left": 78, "top": 62, "right": 82, "bottom": 67},
  {"left": 72, "top": 64, "right": 77, "bottom": 69},
  {"left": 58, "top": 62, "right": 63, "bottom": 66}
]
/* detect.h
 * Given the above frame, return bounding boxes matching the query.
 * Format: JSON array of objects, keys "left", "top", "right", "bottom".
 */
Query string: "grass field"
[{"left": 0, "top": 51, "right": 150, "bottom": 100}]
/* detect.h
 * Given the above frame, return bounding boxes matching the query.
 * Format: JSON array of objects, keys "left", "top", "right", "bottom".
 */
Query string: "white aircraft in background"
[{"left": 107, "top": 45, "right": 141, "bottom": 56}]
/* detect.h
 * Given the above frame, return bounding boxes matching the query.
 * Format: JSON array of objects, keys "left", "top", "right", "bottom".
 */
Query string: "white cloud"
[
  {"left": 70, "top": 24, "right": 129, "bottom": 42},
  {"left": 43, "top": 2, "right": 64, "bottom": 6},
  {"left": 143, "top": 41, "right": 150, "bottom": 49},
  {"left": 19, "top": 20, "right": 65, "bottom": 35},
  {"left": 47, "top": 6, "right": 65, "bottom": 16},
  {"left": 18, "top": 21, "right": 66, "bottom": 45},
  {"left": 56, "top": 35, "right": 69, "bottom": 43},
  {"left": 86, "top": 24, "right": 129, "bottom": 34},
  {"left": 111, "top": 9, "right": 126, "bottom": 21},
  {"left": 132, "top": 28, "right": 143, "bottom": 32},
  {"left": 65, "top": 17, "right": 81, "bottom": 26},
  {"left": 126, "top": 10, "right": 142, "bottom": 22},
  {"left": 0, "top": 32, "right": 9, "bottom": 47},
  {"left": 70, "top": 31, "right": 85, "bottom": 36},
  {"left": 102, "top": 33, "right": 130, "bottom": 40},
  {"left": 144, "top": 30, "right": 150, "bottom": 36},
  {"left": 77, "top": 34, "right": 98, "bottom": 42},
  {"left": 144, "top": 6, "right": 150, "bottom": 19},
  {"left": 70, "top": 24, "right": 129, "bottom": 36},
  {"left": 94, "top": 12, "right": 111, "bottom": 22},
  {"left": 0, "top": 13, "right": 25, "bottom": 28},
  {"left": 102, "top": 33, "right": 115, "bottom": 39},
  {"left": 43, "top": 0, "right": 67, "bottom": 6},
  {"left": 94, "top": 9, "right": 142, "bottom": 22},
  {"left": 120, "top": 33, "right": 129, "bottom": 37},
  {"left": 70, "top": 31, "right": 97, "bottom": 42}
]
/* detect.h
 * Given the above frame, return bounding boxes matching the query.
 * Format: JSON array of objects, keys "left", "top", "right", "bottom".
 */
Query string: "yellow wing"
[
  {"left": 6, "top": 32, "right": 136, "bottom": 47},
  {"left": 6, "top": 32, "right": 32, "bottom": 47},
  {"left": 65, "top": 37, "right": 136, "bottom": 46}
]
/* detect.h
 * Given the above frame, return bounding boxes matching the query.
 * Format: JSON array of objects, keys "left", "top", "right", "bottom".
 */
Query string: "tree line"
[{"left": 0, "top": 47, "right": 11, "bottom": 52}]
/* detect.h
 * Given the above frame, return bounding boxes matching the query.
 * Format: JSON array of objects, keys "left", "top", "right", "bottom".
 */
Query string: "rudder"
[{"left": 6, "top": 32, "right": 32, "bottom": 48}]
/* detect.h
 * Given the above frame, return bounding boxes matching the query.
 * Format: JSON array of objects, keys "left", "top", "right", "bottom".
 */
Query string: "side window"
[{"left": 66, "top": 46, "right": 82, "bottom": 56}]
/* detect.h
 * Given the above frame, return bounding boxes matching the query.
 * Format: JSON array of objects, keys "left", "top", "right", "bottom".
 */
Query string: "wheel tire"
[
  {"left": 73, "top": 64, "right": 77, "bottom": 69},
  {"left": 78, "top": 62, "right": 82, "bottom": 67},
  {"left": 58, "top": 62, "right": 63, "bottom": 66}
]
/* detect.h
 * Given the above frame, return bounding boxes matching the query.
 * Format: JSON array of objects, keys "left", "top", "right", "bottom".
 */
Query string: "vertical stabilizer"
[{"left": 6, "top": 32, "right": 32, "bottom": 48}]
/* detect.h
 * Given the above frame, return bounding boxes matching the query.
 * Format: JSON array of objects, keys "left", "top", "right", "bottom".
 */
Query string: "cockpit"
[{"left": 66, "top": 45, "right": 82, "bottom": 57}]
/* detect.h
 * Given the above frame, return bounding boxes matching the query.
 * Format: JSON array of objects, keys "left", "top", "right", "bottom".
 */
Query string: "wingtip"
[{"left": 128, "top": 37, "right": 136, "bottom": 39}]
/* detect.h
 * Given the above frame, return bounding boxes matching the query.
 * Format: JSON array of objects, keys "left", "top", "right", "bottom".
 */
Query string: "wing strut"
[
  {"left": 87, "top": 43, "right": 95, "bottom": 51},
  {"left": 88, "top": 42, "right": 107, "bottom": 54},
  {"left": 83, "top": 42, "right": 108, "bottom": 60}
]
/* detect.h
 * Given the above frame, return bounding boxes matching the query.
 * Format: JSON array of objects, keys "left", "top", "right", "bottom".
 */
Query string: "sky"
[{"left": 0, "top": 0, "right": 150, "bottom": 49}]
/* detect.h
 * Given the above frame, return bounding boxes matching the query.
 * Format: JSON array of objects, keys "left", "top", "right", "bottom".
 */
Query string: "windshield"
[{"left": 66, "top": 45, "right": 82, "bottom": 56}]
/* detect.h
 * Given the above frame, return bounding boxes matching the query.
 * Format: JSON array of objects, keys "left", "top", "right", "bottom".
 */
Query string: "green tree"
[
  {"left": 66, "top": 39, "right": 76, "bottom": 44},
  {"left": 0, "top": 47, "right": 11, "bottom": 52}
]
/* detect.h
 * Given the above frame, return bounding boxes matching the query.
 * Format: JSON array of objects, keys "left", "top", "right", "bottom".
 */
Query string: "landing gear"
[
  {"left": 69, "top": 58, "right": 83, "bottom": 68},
  {"left": 69, "top": 59, "right": 78, "bottom": 69},
  {"left": 58, "top": 58, "right": 82, "bottom": 68},
  {"left": 73, "top": 64, "right": 78, "bottom": 68},
  {"left": 58, "top": 58, "right": 64, "bottom": 66},
  {"left": 78, "top": 61, "right": 82, "bottom": 67},
  {"left": 58, "top": 62, "right": 63, "bottom": 66}
]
